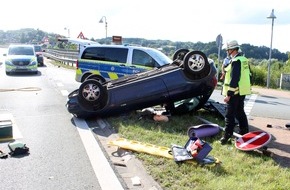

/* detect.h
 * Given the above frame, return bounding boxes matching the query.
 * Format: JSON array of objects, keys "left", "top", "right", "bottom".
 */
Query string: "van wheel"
[
  {"left": 183, "top": 51, "right": 210, "bottom": 80},
  {"left": 86, "top": 74, "right": 106, "bottom": 84},
  {"left": 78, "top": 79, "right": 108, "bottom": 111}
]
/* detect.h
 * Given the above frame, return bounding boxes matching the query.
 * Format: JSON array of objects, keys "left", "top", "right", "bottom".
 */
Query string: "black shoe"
[
  {"left": 220, "top": 136, "right": 231, "bottom": 145},
  {"left": 239, "top": 130, "right": 249, "bottom": 136}
]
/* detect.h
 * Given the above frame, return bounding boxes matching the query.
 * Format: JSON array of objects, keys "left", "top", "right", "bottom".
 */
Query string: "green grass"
[{"left": 107, "top": 110, "right": 290, "bottom": 190}]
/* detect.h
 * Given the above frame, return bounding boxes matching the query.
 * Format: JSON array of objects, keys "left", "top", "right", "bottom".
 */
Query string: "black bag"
[{"left": 8, "top": 140, "right": 29, "bottom": 156}]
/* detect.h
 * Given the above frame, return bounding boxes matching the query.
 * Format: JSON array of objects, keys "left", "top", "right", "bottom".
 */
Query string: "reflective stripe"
[
  {"left": 228, "top": 87, "right": 239, "bottom": 95},
  {"left": 107, "top": 72, "right": 119, "bottom": 80},
  {"left": 76, "top": 59, "right": 150, "bottom": 82}
]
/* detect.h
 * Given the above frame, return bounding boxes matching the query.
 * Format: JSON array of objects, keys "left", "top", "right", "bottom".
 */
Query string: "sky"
[{"left": 1, "top": 0, "right": 290, "bottom": 53}]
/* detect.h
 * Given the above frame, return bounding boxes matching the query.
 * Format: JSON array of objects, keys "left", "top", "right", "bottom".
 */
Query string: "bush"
[{"left": 251, "top": 66, "right": 267, "bottom": 86}]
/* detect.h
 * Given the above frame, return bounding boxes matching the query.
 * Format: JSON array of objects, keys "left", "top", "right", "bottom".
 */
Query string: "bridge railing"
[{"left": 44, "top": 48, "right": 78, "bottom": 67}]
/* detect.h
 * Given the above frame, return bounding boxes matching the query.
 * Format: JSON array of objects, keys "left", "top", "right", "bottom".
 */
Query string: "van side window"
[
  {"left": 132, "top": 50, "right": 156, "bottom": 67},
  {"left": 81, "top": 47, "right": 128, "bottom": 63}
]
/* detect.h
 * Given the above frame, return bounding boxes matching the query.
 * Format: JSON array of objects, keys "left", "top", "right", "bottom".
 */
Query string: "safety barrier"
[{"left": 43, "top": 49, "right": 78, "bottom": 67}]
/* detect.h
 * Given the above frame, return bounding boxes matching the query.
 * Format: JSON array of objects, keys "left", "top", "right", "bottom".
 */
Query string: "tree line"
[{"left": 1, "top": 28, "right": 290, "bottom": 89}]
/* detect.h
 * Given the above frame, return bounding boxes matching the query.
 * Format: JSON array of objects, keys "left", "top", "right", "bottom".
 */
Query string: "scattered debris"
[
  {"left": 0, "top": 150, "right": 8, "bottom": 159},
  {"left": 8, "top": 140, "right": 29, "bottom": 156},
  {"left": 113, "top": 162, "right": 127, "bottom": 167},
  {"left": 131, "top": 176, "right": 141, "bottom": 186}
]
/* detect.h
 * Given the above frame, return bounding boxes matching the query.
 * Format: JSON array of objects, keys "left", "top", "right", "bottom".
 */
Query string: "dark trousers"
[{"left": 224, "top": 95, "right": 249, "bottom": 137}]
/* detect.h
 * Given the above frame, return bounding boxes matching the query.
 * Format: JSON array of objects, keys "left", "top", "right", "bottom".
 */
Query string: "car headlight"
[
  {"left": 30, "top": 60, "right": 37, "bottom": 65},
  {"left": 5, "top": 59, "right": 13, "bottom": 65}
]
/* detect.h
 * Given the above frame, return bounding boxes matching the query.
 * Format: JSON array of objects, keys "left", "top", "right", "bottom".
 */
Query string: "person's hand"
[
  {"left": 224, "top": 96, "right": 230, "bottom": 103},
  {"left": 220, "top": 72, "right": 225, "bottom": 80}
]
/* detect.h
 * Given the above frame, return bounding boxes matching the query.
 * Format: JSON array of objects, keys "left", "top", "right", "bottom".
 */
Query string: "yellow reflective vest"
[{"left": 222, "top": 56, "right": 251, "bottom": 96}]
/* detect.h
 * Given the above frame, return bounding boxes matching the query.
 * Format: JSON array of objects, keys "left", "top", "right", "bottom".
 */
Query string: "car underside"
[{"left": 66, "top": 49, "right": 217, "bottom": 118}]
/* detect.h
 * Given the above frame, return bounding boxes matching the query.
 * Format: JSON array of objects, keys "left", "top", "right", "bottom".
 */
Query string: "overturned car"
[{"left": 66, "top": 49, "right": 217, "bottom": 118}]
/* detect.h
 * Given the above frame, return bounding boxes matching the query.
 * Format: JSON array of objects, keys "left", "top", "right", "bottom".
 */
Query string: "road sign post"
[{"left": 216, "top": 34, "right": 223, "bottom": 80}]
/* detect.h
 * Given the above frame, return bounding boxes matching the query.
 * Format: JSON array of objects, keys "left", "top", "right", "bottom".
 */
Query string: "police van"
[{"left": 75, "top": 44, "right": 172, "bottom": 83}]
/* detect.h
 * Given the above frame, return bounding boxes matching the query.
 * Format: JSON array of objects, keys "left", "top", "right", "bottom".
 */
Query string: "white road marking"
[
  {"left": 56, "top": 82, "right": 64, "bottom": 87},
  {"left": 73, "top": 117, "right": 124, "bottom": 190},
  {"left": 60, "top": 90, "right": 69, "bottom": 96},
  {"left": 245, "top": 94, "right": 258, "bottom": 116}
]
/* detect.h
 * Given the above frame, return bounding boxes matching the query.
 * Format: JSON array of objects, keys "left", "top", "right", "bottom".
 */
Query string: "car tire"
[
  {"left": 183, "top": 51, "right": 210, "bottom": 80},
  {"left": 77, "top": 79, "right": 108, "bottom": 111},
  {"left": 173, "top": 49, "right": 189, "bottom": 61}
]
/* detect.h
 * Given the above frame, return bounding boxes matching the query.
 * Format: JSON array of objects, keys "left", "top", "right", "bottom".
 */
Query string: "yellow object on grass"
[{"left": 108, "top": 138, "right": 220, "bottom": 166}]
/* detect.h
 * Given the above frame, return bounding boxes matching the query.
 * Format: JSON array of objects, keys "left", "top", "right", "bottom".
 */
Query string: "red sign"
[
  {"left": 235, "top": 131, "right": 271, "bottom": 151},
  {"left": 77, "top": 32, "right": 85, "bottom": 39},
  {"left": 112, "top": 36, "right": 122, "bottom": 44}
]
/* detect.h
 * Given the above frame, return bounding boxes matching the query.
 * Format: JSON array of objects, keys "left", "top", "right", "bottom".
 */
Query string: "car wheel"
[
  {"left": 172, "top": 49, "right": 189, "bottom": 66},
  {"left": 85, "top": 74, "right": 106, "bottom": 84},
  {"left": 183, "top": 51, "right": 210, "bottom": 80},
  {"left": 77, "top": 79, "right": 108, "bottom": 111},
  {"left": 173, "top": 49, "right": 189, "bottom": 61}
]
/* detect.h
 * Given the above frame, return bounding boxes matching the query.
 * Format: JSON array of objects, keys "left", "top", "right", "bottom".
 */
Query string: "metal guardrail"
[{"left": 44, "top": 49, "right": 78, "bottom": 67}]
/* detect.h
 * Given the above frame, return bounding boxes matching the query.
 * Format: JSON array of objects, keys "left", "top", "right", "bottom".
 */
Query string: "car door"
[{"left": 111, "top": 76, "right": 170, "bottom": 111}]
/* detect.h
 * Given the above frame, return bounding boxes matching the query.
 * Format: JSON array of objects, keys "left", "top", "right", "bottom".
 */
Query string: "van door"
[
  {"left": 78, "top": 47, "right": 130, "bottom": 80},
  {"left": 131, "top": 49, "right": 157, "bottom": 70}
]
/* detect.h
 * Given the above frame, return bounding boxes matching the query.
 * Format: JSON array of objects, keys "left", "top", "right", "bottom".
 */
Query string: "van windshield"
[
  {"left": 145, "top": 48, "right": 172, "bottom": 67},
  {"left": 9, "top": 46, "right": 34, "bottom": 56}
]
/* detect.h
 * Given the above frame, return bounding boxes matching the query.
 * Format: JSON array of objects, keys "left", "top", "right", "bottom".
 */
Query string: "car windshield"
[
  {"left": 34, "top": 46, "right": 42, "bottom": 52},
  {"left": 146, "top": 48, "right": 172, "bottom": 66},
  {"left": 9, "top": 46, "right": 34, "bottom": 56}
]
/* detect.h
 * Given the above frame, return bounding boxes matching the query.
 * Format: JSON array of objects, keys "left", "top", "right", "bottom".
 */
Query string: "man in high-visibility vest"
[{"left": 220, "top": 40, "right": 252, "bottom": 145}]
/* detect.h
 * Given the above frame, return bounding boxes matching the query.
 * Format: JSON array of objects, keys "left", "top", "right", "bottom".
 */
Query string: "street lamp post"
[
  {"left": 64, "top": 27, "right": 70, "bottom": 38},
  {"left": 99, "top": 16, "right": 107, "bottom": 39},
  {"left": 266, "top": 9, "right": 276, "bottom": 88}
]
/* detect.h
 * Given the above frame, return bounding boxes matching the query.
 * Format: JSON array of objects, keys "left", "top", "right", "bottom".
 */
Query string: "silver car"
[{"left": 4, "top": 44, "right": 38, "bottom": 75}]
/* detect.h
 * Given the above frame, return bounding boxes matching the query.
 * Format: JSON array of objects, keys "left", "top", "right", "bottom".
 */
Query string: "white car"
[{"left": 4, "top": 44, "right": 38, "bottom": 75}]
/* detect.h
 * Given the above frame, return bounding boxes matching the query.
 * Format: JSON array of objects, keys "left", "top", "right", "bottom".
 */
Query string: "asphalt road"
[
  {"left": 209, "top": 88, "right": 290, "bottom": 120},
  {"left": 0, "top": 59, "right": 124, "bottom": 190}
]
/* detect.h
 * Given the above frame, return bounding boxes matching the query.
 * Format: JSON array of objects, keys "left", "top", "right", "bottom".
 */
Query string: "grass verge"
[{"left": 107, "top": 110, "right": 290, "bottom": 190}]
